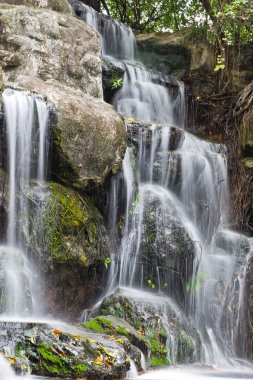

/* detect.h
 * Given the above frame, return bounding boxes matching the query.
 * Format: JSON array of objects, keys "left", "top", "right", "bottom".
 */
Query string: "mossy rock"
[
  {"left": 23, "top": 181, "right": 109, "bottom": 267},
  {"left": 21, "top": 181, "right": 111, "bottom": 319},
  {"left": 11, "top": 322, "right": 132, "bottom": 379},
  {"left": 83, "top": 315, "right": 149, "bottom": 356},
  {"left": 99, "top": 288, "right": 202, "bottom": 367}
]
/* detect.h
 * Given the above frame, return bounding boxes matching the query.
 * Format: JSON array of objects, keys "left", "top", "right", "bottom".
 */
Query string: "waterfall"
[
  {"left": 1, "top": 88, "right": 49, "bottom": 317},
  {"left": 0, "top": 355, "right": 17, "bottom": 379},
  {"left": 69, "top": 0, "right": 184, "bottom": 124},
  {"left": 71, "top": 0, "right": 251, "bottom": 368}
]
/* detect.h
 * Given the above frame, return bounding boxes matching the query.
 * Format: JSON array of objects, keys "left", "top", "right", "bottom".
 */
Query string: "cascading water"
[
  {"left": 0, "top": 355, "right": 17, "bottom": 379},
  {"left": 0, "top": 88, "right": 49, "bottom": 318},
  {"left": 71, "top": 2, "right": 253, "bottom": 372},
  {"left": 69, "top": 0, "right": 185, "bottom": 125}
]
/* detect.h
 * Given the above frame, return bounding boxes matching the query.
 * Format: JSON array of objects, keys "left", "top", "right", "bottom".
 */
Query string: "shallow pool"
[{"left": 135, "top": 365, "right": 253, "bottom": 380}]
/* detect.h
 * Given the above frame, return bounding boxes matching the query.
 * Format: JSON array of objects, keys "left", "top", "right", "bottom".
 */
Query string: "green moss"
[
  {"left": 37, "top": 343, "right": 67, "bottom": 375},
  {"left": 15, "top": 342, "right": 24, "bottom": 358},
  {"left": 83, "top": 317, "right": 114, "bottom": 334},
  {"left": 43, "top": 183, "right": 102, "bottom": 266},
  {"left": 150, "top": 356, "right": 170, "bottom": 367},
  {"left": 148, "top": 331, "right": 168, "bottom": 358},
  {"left": 72, "top": 363, "right": 88, "bottom": 375},
  {"left": 83, "top": 319, "right": 103, "bottom": 333},
  {"left": 177, "top": 330, "right": 196, "bottom": 363},
  {"left": 116, "top": 326, "right": 128, "bottom": 336}
]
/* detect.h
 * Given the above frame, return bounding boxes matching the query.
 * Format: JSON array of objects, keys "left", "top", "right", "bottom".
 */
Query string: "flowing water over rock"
[
  {"left": 0, "top": 2, "right": 252, "bottom": 379},
  {"left": 0, "top": 354, "right": 17, "bottom": 379},
  {"left": 1, "top": 88, "right": 49, "bottom": 318},
  {"left": 72, "top": 2, "right": 253, "bottom": 373}
]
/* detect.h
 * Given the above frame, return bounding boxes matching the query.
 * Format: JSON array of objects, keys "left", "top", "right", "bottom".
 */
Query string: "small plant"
[
  {"left": 129, "top": 194, "right": 141, "bottom": 215},
  {"left": 132, "top": 193, "right": 141, "bottom": 208},
  {"left": 111, "top": 78, "right": 123, "bottom": 90},
  {"left": 104, "top": 257, "right": 111, "bottom": 270},
  {"left": 148, "top": 279, "right": 156, "bottom": 289},
  {"left": 214, "top": 55, "right": 225, "bottom": 72}
]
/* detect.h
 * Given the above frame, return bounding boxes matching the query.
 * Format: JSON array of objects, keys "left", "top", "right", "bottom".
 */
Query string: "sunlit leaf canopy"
[{"left": 100, "top": 0, "right": 253, "bottom": 44}]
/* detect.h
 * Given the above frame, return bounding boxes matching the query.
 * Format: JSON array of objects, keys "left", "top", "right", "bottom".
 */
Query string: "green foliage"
[
  {"left": 130, "top": 193, "right": 141, "bottom": 215},
  {"left": 132, "top": 193, "right": 141, "bottom": 208},
  {"left": 103, "top": 0, "right": 205, "bottom": 33},
  {"left": 101, "top": 0, "right": 252, "bottom": 46},
  {"left": 148, "top": 279, "right": 156, "bottom": 289},
  {"left": 72, "top": 364, "right": 88, "bottom": 375},
  {"left": 104, "top": 257, "right": 111, "bottom": 269},
  {"left": 214, "top": 0, "right": 253, "bottom": 45},
  {"left": 111, "top": 78, "right": 123, "bottom": 89},
  {"left": 214, "top": 55, "right": 225, "bottom": 72}
]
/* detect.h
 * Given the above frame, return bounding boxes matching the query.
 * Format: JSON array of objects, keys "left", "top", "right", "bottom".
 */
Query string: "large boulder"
[
  {"left": 0, "top": 3, "right": 127, "bottom": 188},
  {"left": 0, "top": 0, "right": 73, "bottom": 14},
  {"left": 136, "top": 31, "right": 192, "bottom": 79},
  {"left": 0, "top": 4, "right": 101, "bottom": 98},
  {"left": 99, "top": 288, "right": 202, "bottom": 366},
  {"left": 135, "top": 189, "right": 196, "bottom": 307},
  {"left": 0, "top": 321, "right": 140, "bottom": 379},
  {"left": 3, "top": 79, "right": 126, "bottom": 189},
  {"left": 21, "top": 181, "right": 111, "bottom": 319}
]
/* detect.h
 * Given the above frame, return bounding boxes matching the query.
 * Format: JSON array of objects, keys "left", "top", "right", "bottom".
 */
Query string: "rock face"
[
  {"left": 12, "top": 78, "right": 126, "bottom": 189},
  {"left": 136, "top": 31, "right": 192, "bottom": 78},
  {"left": 0, "top": 3, "right": 126, "bottom": 188},
  {"left": 102, "top": 57, "right": 125, "bottom": 103},
  {"left": 136, "top": 30, "right": 218, "bottom": 96},
  {"left": 135, "top": 190, "right": 196, "bottom": 307},
  {"left": 136, "top": 31, "right": 253, "bottom": 94},
  {"left": 0, "top": 0, "right": 73, "bottom": 14},
  {"left": 0, "top": 4, "right": 101, "bottom": 98}
]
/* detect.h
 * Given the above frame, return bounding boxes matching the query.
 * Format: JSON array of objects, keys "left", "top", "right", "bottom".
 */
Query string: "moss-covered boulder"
[
  {"left": 84, "top": 315, "right": 149, "bottom": 359},
  {"left": 0, "top": 0, "right": 73, "bottom": 14},
  {"left": 83, "top": 316, "right": 145, "bottom": 371},
  {"left": 98, "top": 288, "right": 202, "bottom": 367},
  {"left": 22, "top": 181, "right": 111, "bottom": 319},
  {"left": 0, "top": 321, "right": 137, "bottom": 379}
]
